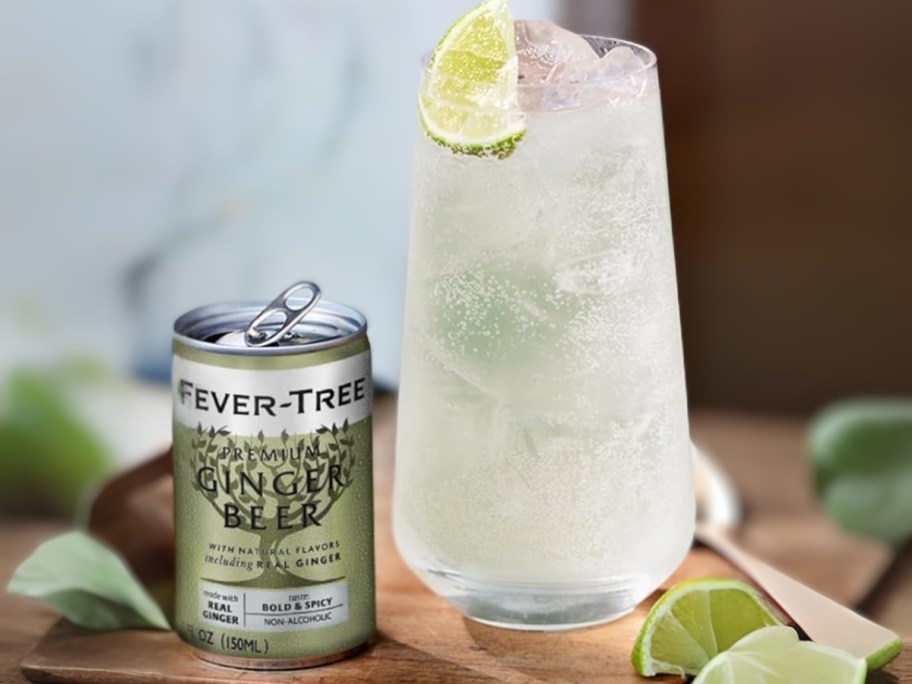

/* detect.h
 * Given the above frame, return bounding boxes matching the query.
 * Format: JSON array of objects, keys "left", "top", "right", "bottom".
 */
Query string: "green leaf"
[
  {"left": 810, "top": 399, "right": 912, "bottom": 545},
  {"left": 7, "top": 531, "right": 170, "bottom": 631}
]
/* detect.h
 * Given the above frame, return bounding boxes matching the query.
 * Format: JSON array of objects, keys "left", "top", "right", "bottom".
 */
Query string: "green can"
[{"left": 172, "top": 282, "right": 375, "bottom": 669}]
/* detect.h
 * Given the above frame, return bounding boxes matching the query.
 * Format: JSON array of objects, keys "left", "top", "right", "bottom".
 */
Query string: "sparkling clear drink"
[{"left": 394, "top": 31, "right": 693, "bottom": 629}]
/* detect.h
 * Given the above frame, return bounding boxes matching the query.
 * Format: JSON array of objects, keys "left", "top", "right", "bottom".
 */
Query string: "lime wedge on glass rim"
[
  {"left": 631, "top": 578, "right": 786, "bottom": 677},
  {"left": 694, "top": 626, "right": 867, "bottom": 684},
  {"left": 419, "top": 0, "right": 526, "bottom": 158}
]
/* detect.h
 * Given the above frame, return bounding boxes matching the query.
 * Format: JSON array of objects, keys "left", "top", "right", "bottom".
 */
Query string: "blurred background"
[
  {"left": 1, "top": 0, "right": 911, "bottom": 630},
  {"left": 604, "top": 0, "right": 912, "bottom": 414},
  {"left": 0, "top": 0, "right": 557, "bottom": 514}
]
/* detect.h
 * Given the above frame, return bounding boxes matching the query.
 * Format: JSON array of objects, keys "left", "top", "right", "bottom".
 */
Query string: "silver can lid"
[{"left": 173, "top": 281, "right": 367, "bottom": 356}]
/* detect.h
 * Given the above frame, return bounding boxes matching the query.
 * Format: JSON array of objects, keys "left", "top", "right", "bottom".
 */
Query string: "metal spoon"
[{"left": 692, "top": 444, "right": 900, "bottom": 663}]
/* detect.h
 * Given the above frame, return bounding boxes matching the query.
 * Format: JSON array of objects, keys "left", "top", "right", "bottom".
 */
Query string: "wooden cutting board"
[
  {"left": 21, "top": 549, "right": 747, "bottom": 684},
  {"left": 17, "top": 402, "right": 911, "bottom": 682}
]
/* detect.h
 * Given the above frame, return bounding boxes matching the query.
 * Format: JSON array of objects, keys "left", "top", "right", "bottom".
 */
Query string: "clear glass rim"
[{"left": 420, "top": 34, "right": 657, "bottom": 89}]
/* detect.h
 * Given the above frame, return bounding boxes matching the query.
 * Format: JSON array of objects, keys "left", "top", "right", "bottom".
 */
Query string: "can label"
[{"left": 172, "top": 340, "right": 374, "bottom": 663}]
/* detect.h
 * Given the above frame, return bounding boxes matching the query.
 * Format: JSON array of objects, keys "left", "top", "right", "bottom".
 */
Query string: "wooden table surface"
[{"left": 2, "top": 400, "right": 911, "bottom": 682}]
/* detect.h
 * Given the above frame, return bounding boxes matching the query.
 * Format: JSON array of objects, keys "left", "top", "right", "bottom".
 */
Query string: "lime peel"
[
  {"left": 419, "top": 121, "right": 526, "bottom": 160},
  {"left": 866, "top": 636, "right": 902, "bottom": 670}
]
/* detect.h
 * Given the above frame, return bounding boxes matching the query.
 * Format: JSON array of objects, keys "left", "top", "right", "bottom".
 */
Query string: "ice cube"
[
  {"left": 515, "top": 20, "right": 599, "bottom": 86},
  {"left": 516, "top": 29, "right": 652, "bottom": 111},
  {"left": 574, "top": 45, "right": 651, "bottom": 103},
  {"left": 589, "top": 46, "right": 648, "bottom": 83}
]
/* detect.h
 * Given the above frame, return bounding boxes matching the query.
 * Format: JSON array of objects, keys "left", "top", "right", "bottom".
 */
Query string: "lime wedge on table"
[
  {"left": 419, "top": 0, "right": 526, "bottom": 158},
  {"left": 694, "top": 626, "right": 867, "bottom": 684},
  {"left": 631, "top": 578, "right": 785, "bottom": 677}
]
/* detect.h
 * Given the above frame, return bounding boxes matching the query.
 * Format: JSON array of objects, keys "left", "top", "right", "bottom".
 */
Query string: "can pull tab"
[{"left": 245, "top": 281, "right": 322, "bottom": 347}]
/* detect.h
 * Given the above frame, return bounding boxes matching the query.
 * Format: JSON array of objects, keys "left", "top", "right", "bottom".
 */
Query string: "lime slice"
[
  {"left": 694, "top": 626, "right": 867, "bottom": 684},
  {"left": 631, "top": 578, "right": 786, "bottom": 677},
  {"left": 419, "top": 0, "right": 526, "bottom": 158}
]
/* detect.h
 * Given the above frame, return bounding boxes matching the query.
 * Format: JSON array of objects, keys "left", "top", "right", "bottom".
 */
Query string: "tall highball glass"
[{"left": 394, "top": 34, "right": 694, "bottom": 630}]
